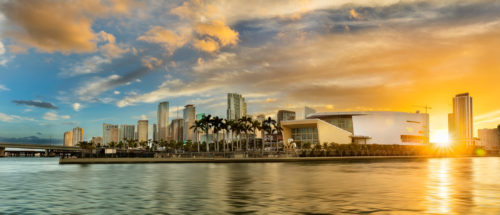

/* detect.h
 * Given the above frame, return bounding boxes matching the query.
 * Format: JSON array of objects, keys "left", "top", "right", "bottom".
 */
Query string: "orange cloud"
[
  {"left": 0, "top": 0, "right": 134, "bottom": 54},
  {"left": 195, "top": 20, "right": 239, "bottom": 46},
  {"left": 193, "top": 38, "right": 220, "bottom": 53},
  {"left": 137, "top": 26, "right": 189, "bottom": 54},
  {"left": 349, "top": 9, "right": 360, "bottom": 19}
]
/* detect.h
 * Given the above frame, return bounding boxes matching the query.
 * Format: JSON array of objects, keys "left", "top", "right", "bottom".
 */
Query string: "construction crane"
[{"left": 413, "top": 105, "right": 432, "bottom": 113}]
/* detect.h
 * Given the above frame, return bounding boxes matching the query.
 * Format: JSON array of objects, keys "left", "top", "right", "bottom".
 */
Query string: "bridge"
[{"left": 0, "top": 143, "right": 81, "bottom": 157}]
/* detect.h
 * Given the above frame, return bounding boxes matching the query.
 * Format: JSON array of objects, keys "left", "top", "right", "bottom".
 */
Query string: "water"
[{"left": 1, "top": 157, "right": 500, "bottom": 214}]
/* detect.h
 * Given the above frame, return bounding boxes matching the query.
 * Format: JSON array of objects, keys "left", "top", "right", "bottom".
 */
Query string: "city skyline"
[{"left": 1, "top": 1, "right": 500, "bottom": 144}]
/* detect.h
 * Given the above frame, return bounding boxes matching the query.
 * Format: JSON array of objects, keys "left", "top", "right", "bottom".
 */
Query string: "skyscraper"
[
  {"left": 158, "top": 102, "right": 169, "bottom": 141},
  {"left": 227, "top": 93, "right": 247, "bottom": 120},
  {"left": 64, "top": 131, "right": 73, "bottom": 147},
  {"left": 72, "top": 127, "right": 83, "bottom": 146},
  {"left": 153, "top": 124, "right": 158, "bottom": 141},
  {"left": 183, "top": 104, "right": 196, "bottom": 141},
  {"left": 277, "top": 110, "right": 296, "bottom": 125},
  {"left": 119, "top": 124, "right": 135, "bottom": 142},
  {"left": 450, "top": 93, "right": 473, "bottom": 147},
  {"left": 170, "top": 118, "right": 184, "bottom": 142},
  {"left": 137, "top": 120, "right": 149, "bottom": 142},
  {"left": 103, "top": 123, "right": 118, "bottom": 145}
]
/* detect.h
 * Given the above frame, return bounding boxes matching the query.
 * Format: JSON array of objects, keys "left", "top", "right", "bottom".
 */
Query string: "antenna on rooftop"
[{"left": 413, "top": 105, "right": 432, "bottom": 113}]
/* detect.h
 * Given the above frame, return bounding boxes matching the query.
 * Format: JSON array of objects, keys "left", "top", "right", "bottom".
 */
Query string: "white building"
[
  {"left": 72, "top": 127, "right": 83, "bottom": 146},
  {"left": 119, "top": 124, "right": 135, "bottom": 142},
  {"left": 227, "top": 93, "right": 247, "bottom": 120},
  {"left": 137, "top": 120, "right": 148, "bottom": 142},
  {"left": 158, "top": 102, "right": 169, "bottom": 141},
  {"left": 103, "top": 123, "right": 118, "bottom": 145},
  {"left": 282, "top": 111, "right": 429, "bottom": 146}
]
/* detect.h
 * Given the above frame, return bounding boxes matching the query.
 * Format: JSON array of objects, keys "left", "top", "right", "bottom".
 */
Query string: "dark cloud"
[
  {"left": 12, "top": 100, "right": 58, "bottom": 109},
  {"left": 0, "top": 136, "right": 62, "bottom": 145},
  {"left": 36, "top": 132, "right": 42, "bottom": 136}
]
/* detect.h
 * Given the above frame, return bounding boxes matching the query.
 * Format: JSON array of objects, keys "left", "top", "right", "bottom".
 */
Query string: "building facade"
[
  {"left": 277, "top": 110, "right": 296, "bottom": 125},
  {"left": 72, "top": 127, "right": 83, "bottom": 146},
  {"left": 170, "top": 118, "right": 184, "bottom": 142},
  {"left": 103, "top": 123, "right": 118, "bottom": 145},
  {"left": 158, "top": 101, "right": 169, "bottom": 141},
  {"left": 64, "top": 131, "right": 73, "bottom": 147},
  {"left": 137, "top": 120, "right": 148, "bottom": 142},
  {"left": 286, "top": 111, "right": 430, "bottom": 145},
  {"left": 183, "top": 104, "right": 196, "bottom": 141},
  {"left": 450, "top": 93, "right": 474, "bottom": 147},
  {"left": 153, "top": 124, "right": 158, "bottom": 141},
  {"left": 91, "top": 136, "right": 103, "bottom": 145},
  {"left": 227, "top": 93, "right": 247, "bottom": 120},
  {"left": 478, "top": 128, "right": 500, "bottom": 151},
  {"left": 119, "top": 124, "right": 135, "bottom": 142}
]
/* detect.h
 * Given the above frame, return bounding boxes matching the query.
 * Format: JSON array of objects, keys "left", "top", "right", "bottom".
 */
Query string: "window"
[{"left": 291, "top": 126, "right": 319, "bottom": 144}]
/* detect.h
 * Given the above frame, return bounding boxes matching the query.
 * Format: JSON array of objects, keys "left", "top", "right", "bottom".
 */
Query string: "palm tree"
[
  {"left": 274, "top": 125, "right": 283, "bottom": 151},
  {"left": 262, "top": 117, "right": 277, "bottom": 153},
  {"left": 200, "top": 114, "right": 212, "bottom": 152},
  {"left": 220, "top": 119, "right": 229, "bottom": 153},
  {"left": 191, "top": 120, "right": 204, "bottom": 152},
  {"left": 251, "top": 120, "right": 262, "bottom": 151},
  {"left": 211, "top": 116, "right": 224, "bottom": 152}
]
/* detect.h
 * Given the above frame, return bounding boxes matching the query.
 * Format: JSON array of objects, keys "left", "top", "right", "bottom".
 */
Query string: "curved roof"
[{"left": 307, "top": 111, "right": 425, "bottom": 118}]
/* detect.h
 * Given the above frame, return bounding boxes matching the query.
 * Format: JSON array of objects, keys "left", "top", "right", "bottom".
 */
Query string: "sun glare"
[{"left": 431, "top": 130, "right": 450, "bottom": 147}]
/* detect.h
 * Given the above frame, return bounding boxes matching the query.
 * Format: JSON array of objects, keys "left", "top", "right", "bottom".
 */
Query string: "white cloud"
[
  {"left": 0, "top": 41, "right": 8, "bottom": 66},
  {"left": 113, "top": 90, "right": 120, "bottom": 95},
  {"left": 0, "top": 84, "right": 9, "bottom": 91},
  {"left": 0, "top": 41, "right": 5, "bottom": 55},
  {"left": 76, "top": 74, "right": 121, "bottom": 101},
  {"left": 0, "top": 112, "right": 34, "bottom": 122},
  {"left": 73, "top": 103, "right": 82, "bottom": 111},
  {"left": 43, "top": 112, "right": 70, "bottom": 121}
]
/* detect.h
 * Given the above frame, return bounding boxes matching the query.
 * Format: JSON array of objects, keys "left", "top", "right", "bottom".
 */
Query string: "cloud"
[
  {"left": 349, "top": 9, "right": 360, "bottom": 19},
  {"left": 43, "top": 112, "right": 70, "bottom": 121},
  {"left": 0, "top": 112, "right": 34, "bottom": 122},
  {"left": 12, "top": 100, "right": 58, "bottom": 109},
  {"left": 73, "top": 103, "right": 82, "bottom": 112},
  {"left": 0, "top": 41, "right": 9, "bottom": 66},
  {"left": 141, "top": 56, "right": 163, "bottom": 70},
  {"left": 137, "top": 26, "right": 189, "bottom": 54},
  {"left": 194, "top": 20, "right": 239, "bottom": 46},
  {"left": 0, "top": 0, "right": 133, "bottom": 53},
  {"left": 0, "top": 84, "right": 9, "bottom": 92}
]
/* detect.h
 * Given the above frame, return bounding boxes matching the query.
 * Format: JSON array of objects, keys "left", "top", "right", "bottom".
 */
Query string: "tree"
[
  {"left": 191, "top": 120, "right": 204, "bottom": 152},
  {"left": 251, "top": 120, "right": 262, "bottom": 151},
  {"left": 211, "top": 116, "right": 224, "bottom": 152},
  {"left": 200, "top": 114, "right": 212, "bottom": 152},
  {"left": 262, "top": 117, "right": 277, "bottom": 153}
]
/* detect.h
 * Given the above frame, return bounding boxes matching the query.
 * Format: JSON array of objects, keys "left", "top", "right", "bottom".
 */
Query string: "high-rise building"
[
  {"left": 119, "top": 124, "right": 135, "bottom": 142},
  {"left": 183, "top": 104, "right": 196, "bottom": 141},
  {"left": 72, "top": 127, "right": 83, "bottom": 146},
  {"left": 304, "top": 106, "right": 317, "bottom": 119},
  {"left": 137, "top": 120, "right": 149, "bottom": 142},
  {"left": 277, "top": 110, "right": 296, "bottom": 125},
  {"left": 153, "top": 124, "right": 158, "bottom": 141},
  {"left": 478, "top": 128, "right": 500, "bottom": 151},
  {"left": 158, "top": 102, "right": 169, "bottom": 141},
  {"left": 170, "top": 118, "right": 184, "bottom": 142},
  {"left": 91, "top": 136, "right": 103, "bottom": 146},
  {"left": 64, "top": 131, "right": 73, "bottom": 147},
  {"left": 103, "top": 123, "right": 118, "bottom": 145},
  {"left": 450, "top": 93, "right": 474, "bottom": 147},
  {"left": 227, "top": 93, "right": 247, "bottom": 120}
]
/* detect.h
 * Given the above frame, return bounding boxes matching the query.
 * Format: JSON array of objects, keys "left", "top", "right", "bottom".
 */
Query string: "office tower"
[
  {"left": 170, "top": 118, "right": 184, "bottom": 142},
  {"left": 64, "top": 131, "right": 73, "bottom": 147},
  {"left": 137, "top": 120, "right": 149, "bottom": 142},
  {"left": 451, "top": 93, "right": 473, "bottom": 147},
  {"left": 103, "top": 123, "right": 118, "bottom": 145},
  {"left": 153, "top": 124, "right": 158, "bottom": 141},
  {"left": 227, "top": 93, "right": 247, "bottom": 120},
  {"left": 72, "top": 127, "right": 83, "bottom": 146},
  {"left": 183, "top": 104, "right": 196, "bottom": 141},
  {"left": 91, "top": 136, "right": 103, "bottom": 146},
  {"left": 277, "top": 110, "right": 296, "bottom": 125},
  {"left": 119, "top": 124, "right": 135, "bottom": 142},
  {"left": 478, "top": 128, "right": 500, "bottom": 151},
  {"left": 158, "top": 102, "right": 169, "bottom": 141},
  {"left": 304, "top": 106, "right": 317, "bottom": 119}
]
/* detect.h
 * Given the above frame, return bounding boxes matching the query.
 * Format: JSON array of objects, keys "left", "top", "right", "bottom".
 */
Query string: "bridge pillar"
[{"left": 0, "top": 147, "right": 5, "bottom": 157}]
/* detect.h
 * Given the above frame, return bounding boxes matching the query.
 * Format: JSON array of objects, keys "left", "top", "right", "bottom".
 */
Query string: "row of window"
[{"left": 291, "top": 127, "right": 319, "bottom": 144}]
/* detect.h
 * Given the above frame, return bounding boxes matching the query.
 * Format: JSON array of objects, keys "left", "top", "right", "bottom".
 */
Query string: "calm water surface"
[{"left": 1, "top": 157, "right": 500, "bottom": 214}]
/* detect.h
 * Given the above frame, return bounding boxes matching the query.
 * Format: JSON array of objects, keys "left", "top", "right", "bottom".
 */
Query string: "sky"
[{"left": 0, "top": 0, "right": 499, "bottom": 144}]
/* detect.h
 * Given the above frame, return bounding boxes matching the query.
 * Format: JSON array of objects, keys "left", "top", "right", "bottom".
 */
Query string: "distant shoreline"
[{"left": 58, "top": 155, "right": 498, "bottom": 164}]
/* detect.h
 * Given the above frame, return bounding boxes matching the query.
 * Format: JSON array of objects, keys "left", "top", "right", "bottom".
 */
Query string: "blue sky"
[{"left": 1, "top": 0, "right": 500, "bottom": 144}]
